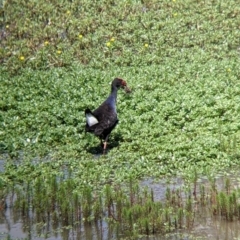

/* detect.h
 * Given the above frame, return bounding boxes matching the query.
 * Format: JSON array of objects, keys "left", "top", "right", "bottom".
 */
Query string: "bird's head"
[{"left": 113, "top": 78, "right": 131, "bottom": 93}]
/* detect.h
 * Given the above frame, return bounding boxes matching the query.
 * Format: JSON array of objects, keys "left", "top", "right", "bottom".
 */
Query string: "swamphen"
[{"left": 85, "top": 78, "right": 131, "bottom": 154}]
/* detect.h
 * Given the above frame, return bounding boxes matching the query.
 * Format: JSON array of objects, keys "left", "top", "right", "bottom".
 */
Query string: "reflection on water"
[
  {"left": 140, "top": 173, "right": 240, "bottom": 240},
  {"left": 0, "top": 196, "right": 240, "bottom": 240},
  {"left": 0, "top": 204, "right": 112, "bottom": 240},
  {"left": 1, "top": 168, "right": 240, "bottom": 239}
]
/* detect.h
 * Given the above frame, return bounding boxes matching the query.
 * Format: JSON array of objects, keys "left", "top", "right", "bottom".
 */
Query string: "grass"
[{"left": 1, "top": 0, "right": 240, "bottom": 238}]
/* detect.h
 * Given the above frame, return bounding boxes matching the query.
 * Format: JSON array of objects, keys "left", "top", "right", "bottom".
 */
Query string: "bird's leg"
[
  {"left": 102, "top": 135, "right": 109, "bottom": 154},
  {"left": 99, "top": 138, "right": 106, "bottom": 154},
  {"left": 103, "top": 141, "right": 107, "bottom": 154}
]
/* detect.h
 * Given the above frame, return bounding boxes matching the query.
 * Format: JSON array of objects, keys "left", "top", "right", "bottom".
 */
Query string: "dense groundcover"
[
  {"left": 1, "top": 0, "right": 240, "bottom": 238},
  {"left": 2, "top": 61, "right": 240, "bottom": 178}
]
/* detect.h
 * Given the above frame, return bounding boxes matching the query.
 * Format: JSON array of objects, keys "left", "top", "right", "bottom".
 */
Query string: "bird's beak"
[{"left": 124, "top": 85, "right": 131, "bottom": 93}]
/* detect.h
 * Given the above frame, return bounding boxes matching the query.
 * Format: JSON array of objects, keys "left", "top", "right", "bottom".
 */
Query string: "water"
[
  {"left": 1, "top": 154, "right": 240, "bottom": 240},
  {"left": 0, "top": 205, "right": 110, "bottom": 240},
  {"left": 140, "top": 173, "right": 240, "bottom": 240},
  {"left": 0, "top": 198, "right": 240, "bottom": 240}
]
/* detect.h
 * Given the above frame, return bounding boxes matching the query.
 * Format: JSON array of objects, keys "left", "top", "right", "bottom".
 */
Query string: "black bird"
[{"left": 85, "top": 78, "right": 131, "bottom": 154}]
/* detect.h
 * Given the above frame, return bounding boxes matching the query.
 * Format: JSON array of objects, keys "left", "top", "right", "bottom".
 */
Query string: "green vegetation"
[
  {"left": 1, "top": 0, "right": 240, "bottom": 72},
  {"left": 5, "top": 169, "right": 240, "bottom": 239},
  {"left": 1, "top": 0, "right": 240, "bottom": 238}
]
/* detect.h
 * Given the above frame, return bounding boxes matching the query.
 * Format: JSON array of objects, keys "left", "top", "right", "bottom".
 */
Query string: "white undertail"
[{"left": 86, "top": 113, "right": 99, "bottom": 126}]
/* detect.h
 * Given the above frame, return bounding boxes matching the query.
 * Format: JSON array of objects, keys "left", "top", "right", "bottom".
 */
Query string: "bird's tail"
[{"left": 85, "top": 108, "right": 99, "bottom": 127}]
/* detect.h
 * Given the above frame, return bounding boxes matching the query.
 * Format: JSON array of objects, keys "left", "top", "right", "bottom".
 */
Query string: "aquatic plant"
[{"left": 1, "top": 0, "right": 240, "bottom": 238}]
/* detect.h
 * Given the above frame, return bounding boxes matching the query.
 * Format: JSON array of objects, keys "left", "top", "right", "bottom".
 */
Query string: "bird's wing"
[{"left": 92, "top": 103, "right": 118, "bottom": 136}]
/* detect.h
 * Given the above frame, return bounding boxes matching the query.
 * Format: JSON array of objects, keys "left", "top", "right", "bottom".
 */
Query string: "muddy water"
[
  {"left": 141, "top": 174, "right": 240, "bottom": 240},
  {"left": 0, "top": 204, "right": 110, "bottom": 240},
  {"left": 1, "top": 215, "right": 239, "bottom": 240},
  {"left": 1, "top": 156, "right": 240, "bottom": 240}
]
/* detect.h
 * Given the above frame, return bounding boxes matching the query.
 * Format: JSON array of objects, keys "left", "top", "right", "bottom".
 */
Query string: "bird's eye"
[{"left": 121, "top": 80, "right": 126, "bottom": 86}]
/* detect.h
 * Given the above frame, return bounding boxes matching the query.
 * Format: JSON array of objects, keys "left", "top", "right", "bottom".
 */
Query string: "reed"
[
  {"left": 93, "top": 195, "right": 103, "bottom": 221},
  {"left": 82, "top": 186, "right": 93, "bottom": 222},
  {"left": 104, "top": 184, "right": 114, "bottom": 218},
  {"left": 200, "top": 184, "right": 206, "bottom": 205},
  {"left": 225, "top": 178, "right": 231, "bottom": 194},
  {"left": 5, "top": 167, "right": 240, "bottom": 239},
  {"left": 185, "top": 198, "right": 194, "bottom": 228},
  {"left": 175, "top": 208, "right": 182, "bottom": 229},
  {"left": 73, "top": 192, "right": 81, "bottom": 221}
]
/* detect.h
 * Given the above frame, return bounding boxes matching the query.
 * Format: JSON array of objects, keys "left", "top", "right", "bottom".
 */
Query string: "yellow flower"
[
  {"left": 79, "top": 34, "right": 83, "bottom": 39},
  {"left": 227, "top": 68, "right": 231, "bottom": 72},
  {"left": 44, "top": 41, "right": 49, "bottom": 46},
  {"left": 57, "top": 50, "right": 62, "bottom": 54},
  {"left": 6, "top": 25, "right": 9, "bottom": 29},
  {"left": 110, "top": 37, "right": 115, "bottom": 42},
  {"left": 19, "top": 56, "right": 25, "bottom": 61},
  {"left": 172, "top": 0, "right": 176, "bottom": 2},
  {"left": 66, "top": 10, "right": 71, "bottom": 15},
  {"left": 106, "top": 42, "right": 111, "bottom": 47},
  {"left": 144, "top": 43, "right": 149, "bottom": 48},
  {"left": 173, "top": 13, "right": 178, "bottom": 17}
]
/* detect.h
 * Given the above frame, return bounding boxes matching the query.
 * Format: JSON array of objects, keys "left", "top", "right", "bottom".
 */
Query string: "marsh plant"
[
  {"left": 9, "top": 177, "right": 193, "bottom": 237},
  {"left": 1, "top": 0, "right": 240, "bottom": 180},
  {"left": 3, "top": 171, "right": 240, "bottom": 239},
  {"left": 1, "top": 0, "right": 240, "bottom": 238}
]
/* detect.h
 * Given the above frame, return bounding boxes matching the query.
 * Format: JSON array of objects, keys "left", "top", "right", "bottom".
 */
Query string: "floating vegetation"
[{"left": 1, "top": 0, "right": 240, "bottom": 238}]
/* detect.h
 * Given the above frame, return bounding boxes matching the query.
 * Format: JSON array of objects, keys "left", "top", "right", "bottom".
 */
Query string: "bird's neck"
[
  {"left": 110, "top": 85, "right": 118, "bottom": 101},
  {"left": 105, "top": 86, "right": 118, "bottom": 112}
]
